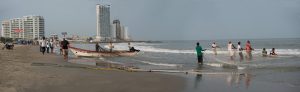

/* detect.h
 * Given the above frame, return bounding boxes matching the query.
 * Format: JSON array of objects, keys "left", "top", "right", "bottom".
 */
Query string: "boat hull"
[{"left": 69, "top": 47, "right": 138, "bottom": 57}]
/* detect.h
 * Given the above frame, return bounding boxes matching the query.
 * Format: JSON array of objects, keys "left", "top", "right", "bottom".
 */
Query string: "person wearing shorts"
[{"left": 60, "top": 38, "right": 70, "bottom": 60}]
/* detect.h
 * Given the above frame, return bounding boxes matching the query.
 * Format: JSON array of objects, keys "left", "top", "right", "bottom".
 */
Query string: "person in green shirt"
[{"left": 195, "top": 42, "right": 205, "bottom": 65}]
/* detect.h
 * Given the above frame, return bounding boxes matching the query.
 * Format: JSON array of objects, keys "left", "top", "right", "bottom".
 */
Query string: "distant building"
[
  {"left": 113, "top": 19, "right": 122, "bottom": 41},
  {"left": 96, "top": 4, "right": 111, "bottom": 41},
  {"left": 110, "top": 24, "right": 116, "bottom": 41},
  {"left": 1, "top": 15, "right": 45, "bottom": 40},
  {"left": 112, "top": 19, "right": 130, "bottom": 41}
]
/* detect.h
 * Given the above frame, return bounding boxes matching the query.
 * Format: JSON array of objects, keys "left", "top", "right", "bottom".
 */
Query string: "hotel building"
[{"left": 1, "top": 15, "right": 45, "bottom": 40}]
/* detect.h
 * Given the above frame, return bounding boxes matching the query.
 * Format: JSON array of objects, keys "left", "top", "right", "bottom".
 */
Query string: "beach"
[{"left": 0, "top": 45, "right": 185, "bottom": 92}]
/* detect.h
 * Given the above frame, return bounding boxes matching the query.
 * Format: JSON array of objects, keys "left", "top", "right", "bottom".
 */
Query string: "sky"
[{"left": 0, "top": 0, "right": 299, "bottom": 40}]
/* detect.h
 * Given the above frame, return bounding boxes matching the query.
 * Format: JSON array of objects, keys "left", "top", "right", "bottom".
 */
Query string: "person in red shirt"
[{"left": 245, "top": 40, "right": 254, "bottom": 60}]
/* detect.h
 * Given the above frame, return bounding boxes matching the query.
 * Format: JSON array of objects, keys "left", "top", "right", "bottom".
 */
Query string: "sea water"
[
  {"left": 71, "top": 38, "right": 300, "bottom": 70},
  {"left": 70, "top": 38, "right": 300, "bottom": 92}
]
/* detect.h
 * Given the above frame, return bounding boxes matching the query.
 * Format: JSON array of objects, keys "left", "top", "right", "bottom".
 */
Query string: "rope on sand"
[{"left": 31, "top": 62, "right": 244, "bottom": 75}]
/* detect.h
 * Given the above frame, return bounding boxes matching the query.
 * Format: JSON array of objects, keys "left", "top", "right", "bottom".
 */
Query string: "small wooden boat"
[{"left": 69, "top": 46, "right": 138, "bottom": 57}]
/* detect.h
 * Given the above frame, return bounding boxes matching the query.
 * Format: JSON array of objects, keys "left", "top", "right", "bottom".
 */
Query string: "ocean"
[{"left": 69, "top": 38, "right": 300, "bottom": 92}]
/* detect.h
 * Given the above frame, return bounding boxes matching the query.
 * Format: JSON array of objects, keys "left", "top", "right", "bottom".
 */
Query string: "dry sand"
[{"left": 0, "top": 45, "right": 185, "bottom": 92}]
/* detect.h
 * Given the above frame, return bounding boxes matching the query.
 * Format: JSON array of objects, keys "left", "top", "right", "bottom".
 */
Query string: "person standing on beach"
[
  {"left": 95, "top": 43, "right": 100, "bottom": 52},
  {"left": 50, "top": 39, "right": 54, "bottom": 53},
  {"left": 46, "top": 40, "right": 50, "bottom": 53},
  {"left": 211, "top": 42, "right": 219, "bottom": 55},
  {"left": 245, "top": 40, "right": 254, "bottom": 60},
  {"left": 61, "top": 38, "right": 70, "bottom": 60},
  {"left": 195, "top": 42, "right": 205, "bottom": 65},
  {"left": 40, "top": 37, "right": 46, "bottom": 55},
  {"left": 108, "top": 41, "right": 114, "bottom": 52},
  {"left": 228, "top": 41, "right": 236, "bottom": 60},
  {"left": 237, "top": 42, "right": 244, "bottom": 61}
]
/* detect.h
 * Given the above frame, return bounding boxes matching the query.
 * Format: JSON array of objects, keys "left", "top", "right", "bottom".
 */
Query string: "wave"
[
  {"left": 97, "top": 43, "right": 300, "bottom": 56},
  {"left": 135, "top": 60, "right": 181, "bottom": 67}
]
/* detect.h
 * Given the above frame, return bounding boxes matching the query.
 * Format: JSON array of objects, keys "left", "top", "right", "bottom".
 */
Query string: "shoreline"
[{"left": 0, "top": 45, "right": 185, "bottom": 92}]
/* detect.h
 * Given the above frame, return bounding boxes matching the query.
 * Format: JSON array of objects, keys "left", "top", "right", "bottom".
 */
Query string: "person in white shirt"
[
  {"left": 46, "top": 40, "right": 50, "bottom": 53},
  {"left": 228, "top": 41, "right": 236, "bottom": 60},
  {"left": 211, "top": 42, "right": 220, "bottom": 55},
  {"left": 40, "top": 37, "right": 47, "bottom": 55},
  {"left": 237, "top": 42, "right": 244, "bottom": 61},
  {"left": 50, "top": 39, "right": 54, "bottom": 53}
]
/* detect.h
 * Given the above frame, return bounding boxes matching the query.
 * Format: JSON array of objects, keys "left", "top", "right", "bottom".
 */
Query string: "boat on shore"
[{"left": 69, "top": 46, "right": 138, "bottom": 57}]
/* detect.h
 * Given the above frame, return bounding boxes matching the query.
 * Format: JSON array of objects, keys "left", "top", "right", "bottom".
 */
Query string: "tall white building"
[
  {"left": 1, "top": 16, "right": 45, "bottom": 40},
  {"left": 96, "top": 4, "right": 111, "bottom": 41}
]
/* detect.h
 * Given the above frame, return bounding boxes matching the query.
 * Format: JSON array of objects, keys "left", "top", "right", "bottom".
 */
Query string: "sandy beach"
[{"left": 0, "top": 45, "right": 185, "bottom": 92}]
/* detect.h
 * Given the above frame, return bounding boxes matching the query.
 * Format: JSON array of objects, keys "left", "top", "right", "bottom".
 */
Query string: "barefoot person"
[
  {"left": 195, "top": 42, "right": 205, "bottom": 65},
  {"left": 245, "top": 40, "right": 254, "bottom": 60},
  {"left": 228, "top": 41, "right": 236, "bottom": 60},
  {"left": 60, "top": 38, "right": 70, "bottom": 60},
  {"left": 211, "top": 42, "right": 220, "bottom": 55},
  {"left": 237, "top": 42, "right": 244, "bottom": 61}
]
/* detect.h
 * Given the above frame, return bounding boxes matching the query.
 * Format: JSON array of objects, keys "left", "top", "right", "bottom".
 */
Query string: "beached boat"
[{"left": 69, "top": 46, "right": 138, "bottom": 57}]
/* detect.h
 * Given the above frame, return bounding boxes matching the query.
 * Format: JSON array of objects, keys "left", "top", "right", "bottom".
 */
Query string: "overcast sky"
[{"left": 0, "top": 0, "right": 299, "bottom": 40}]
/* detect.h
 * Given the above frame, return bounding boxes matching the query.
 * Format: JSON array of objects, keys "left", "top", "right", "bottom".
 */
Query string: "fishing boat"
[{"left": 69, "top": 46, "right": 139, "bottom": 57}]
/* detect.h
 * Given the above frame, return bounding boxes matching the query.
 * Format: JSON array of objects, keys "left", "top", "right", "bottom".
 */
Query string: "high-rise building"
[
  {"left": 112, "top": 19, "right": 130, "bottom": 41},
  {"left": 1, "top": 15, "right": 45, "bottom": 40},
  {"left": 96, "top": 4, "right": 111, "bottom": 41},
  {"left": 113, "top": 19, "right": 121, "bottom": 41},
  {"left": 110, "top": 24, "right": 116, "bottom": 41}
]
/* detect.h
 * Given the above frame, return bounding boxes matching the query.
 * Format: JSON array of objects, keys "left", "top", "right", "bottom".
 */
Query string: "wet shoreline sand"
[{"left": 0, "top": 45, "right": 185, "bottom": 92}]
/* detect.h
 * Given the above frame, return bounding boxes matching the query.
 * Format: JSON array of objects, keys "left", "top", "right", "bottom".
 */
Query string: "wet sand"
[{"left": 0, "top": 45, "right": 185, "bottom": 92}]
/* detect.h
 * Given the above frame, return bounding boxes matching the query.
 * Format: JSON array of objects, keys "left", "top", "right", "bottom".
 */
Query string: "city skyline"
[
  {"left": 0, "top": 0, "right": 299, "bottom": 40},
  {"left": 1, "top": 15, "right": 45, "bottom": 40}
]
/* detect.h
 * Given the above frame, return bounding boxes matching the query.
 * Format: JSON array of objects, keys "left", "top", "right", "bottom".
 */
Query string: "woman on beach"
[{"left": 245, "top": 40, "right": 254, "bottom": 60}]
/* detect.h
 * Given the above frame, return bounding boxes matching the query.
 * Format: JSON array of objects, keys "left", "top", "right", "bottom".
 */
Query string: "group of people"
[
  {"left": 95, "top": 42, "right": 115, "bottom": 52},
  {"left": 262, "top": 48, "right": 277, "bottom": 57},
  {"left": 39, "top": 37, "right": 55, "bottom": 54},
  {"left": 39, "top": 37, "right": 70, "bottom": 60},
  {"left": 195, "top": 40, "right": 278, "bottom": 64},
  {"left": 1, "top": 43, "right": 14, "bottom": 50},
  {"left": 226, "top": 40, "right": 254, "bottom": 61}
]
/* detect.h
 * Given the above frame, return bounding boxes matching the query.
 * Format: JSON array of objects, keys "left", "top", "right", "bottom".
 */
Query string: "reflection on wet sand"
[
  {"left": 226, "top": 72, "right": 252, "bottom": 88},
  {"left": 192, "top": 65, "right": 253, "bottom": 89}
]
